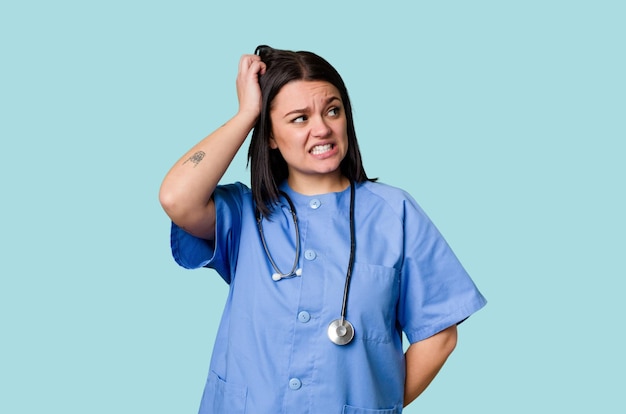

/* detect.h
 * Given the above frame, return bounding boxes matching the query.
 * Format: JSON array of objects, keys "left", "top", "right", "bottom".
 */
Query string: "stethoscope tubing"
[
  {"left": 256, "top": 181, "right": 357, "bottom": 345},
  {"left": 339, "top": 181, "right": 356, "bottom": 321},
  {"left": 256, "top": 192, "right": 301, "bottom": 280}
]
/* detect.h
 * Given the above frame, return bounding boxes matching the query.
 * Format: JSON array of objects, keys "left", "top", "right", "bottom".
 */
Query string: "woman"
[{"left": 160, "top": 45, "right": 486, "bottom": 413}]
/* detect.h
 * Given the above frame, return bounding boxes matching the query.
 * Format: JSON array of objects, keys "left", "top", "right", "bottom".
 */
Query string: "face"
[{"left": 269, "top": 80, "right": 348, "bottom": 189}]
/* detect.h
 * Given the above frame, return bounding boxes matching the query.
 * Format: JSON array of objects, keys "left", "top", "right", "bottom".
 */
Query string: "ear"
[{"left": 268, "top": 134, "right": 278, "bottom": 149}]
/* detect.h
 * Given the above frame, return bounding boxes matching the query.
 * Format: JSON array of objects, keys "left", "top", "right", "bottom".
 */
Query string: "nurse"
[{"left": 159, "top": 45, "right": 486, "bottom": 413}]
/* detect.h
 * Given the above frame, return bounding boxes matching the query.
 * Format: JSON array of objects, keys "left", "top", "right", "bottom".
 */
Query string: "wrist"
[
  {"left": 224, "top": 111, "right": 258, "bottom": 140},
  {"left": 234, "top": 108, "right": 260, "bottom": 127}
]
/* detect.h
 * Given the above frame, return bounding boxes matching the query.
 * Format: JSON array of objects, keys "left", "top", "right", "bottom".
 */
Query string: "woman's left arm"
[{"left": 403, "top": 324, "right": 458, "bottom": 407}]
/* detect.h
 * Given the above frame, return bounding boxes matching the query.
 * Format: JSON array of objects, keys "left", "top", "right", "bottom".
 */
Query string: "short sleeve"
[
  {"left": 170, "top": 182, "right": 248, "bottom": 284},
  {"left": 398, "top": 196, "right": 486, "bottom": 343}
]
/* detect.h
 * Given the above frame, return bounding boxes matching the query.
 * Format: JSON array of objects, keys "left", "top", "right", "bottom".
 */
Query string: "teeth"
[{"left": 311, "top": 144, "right": 332, "bottom": 155}]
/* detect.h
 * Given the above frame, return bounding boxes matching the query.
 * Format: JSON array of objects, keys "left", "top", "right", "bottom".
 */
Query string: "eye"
[
  {"left": 328, "top": 107, "right": 340, "bottom": 117},
  {"left": 292, "top": 115, "right": 307, "bottom": 123}
]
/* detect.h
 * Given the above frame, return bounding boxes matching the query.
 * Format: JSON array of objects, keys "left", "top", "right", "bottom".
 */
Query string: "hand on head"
[{"left": 236, "top": 54, "right": 266, "bottom": 120}]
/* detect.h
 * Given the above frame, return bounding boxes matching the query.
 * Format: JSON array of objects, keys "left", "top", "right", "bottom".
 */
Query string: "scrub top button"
[
  {"left": 288, "top": 378, "right": 302, "bottom": 390},
  {"left": 309, "top": 199, "right": 321, "bottom": 209},
  {"left": 297, "top": 311, "right": 311, "bottom": 323},
  {"left": 304, "top": 249, "right": 317, "bottom": 260}
]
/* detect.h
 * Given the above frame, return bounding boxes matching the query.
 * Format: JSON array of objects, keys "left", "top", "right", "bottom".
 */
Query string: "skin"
[
  {"left": 159, "top": 53, "right": 458, "bottom": 407},
  {"left": 404, "top": 325, "right": 457, "bottom": 406},
  {"left": 268, "top": 80, "right": 350, "bottom": 195}
]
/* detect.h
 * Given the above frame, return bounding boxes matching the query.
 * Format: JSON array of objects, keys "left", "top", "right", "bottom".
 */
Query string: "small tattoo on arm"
[{"left": 184, "top": 151, "right": 205, "bottom": 167}]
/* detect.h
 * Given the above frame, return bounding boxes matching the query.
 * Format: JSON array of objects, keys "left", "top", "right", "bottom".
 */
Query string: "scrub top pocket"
[
  {"left": 348, "top": 263, "right": 399, "bottom": 343},
  {"left": 342, "top": 404, "right": 400, "bottom": 413},
  {"left": 199, "top": 371, "right": 248, "bottom": 414}
]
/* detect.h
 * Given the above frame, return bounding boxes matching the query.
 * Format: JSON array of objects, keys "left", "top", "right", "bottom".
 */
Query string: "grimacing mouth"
[{"left": 310, "top": 143, "right": 334, "bottom": 155}]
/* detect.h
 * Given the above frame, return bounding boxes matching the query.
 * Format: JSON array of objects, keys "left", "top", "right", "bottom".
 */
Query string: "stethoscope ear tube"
[{"left": 256, "top": 192, "right": 302, "bottom": 280}]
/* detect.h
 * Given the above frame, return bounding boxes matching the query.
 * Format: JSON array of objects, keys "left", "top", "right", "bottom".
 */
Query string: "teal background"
[{"left": 1, "top": 1, "right": 624, "bottom": 412}]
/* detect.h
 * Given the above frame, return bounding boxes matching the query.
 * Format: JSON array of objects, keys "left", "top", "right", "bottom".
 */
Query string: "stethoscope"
[{"left": 256, "top": 181, "right": 356, "bottom": 346}]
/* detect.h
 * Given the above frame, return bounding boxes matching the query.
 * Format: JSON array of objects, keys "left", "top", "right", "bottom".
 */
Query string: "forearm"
[
  {"left": 159, "top": 111, "right": 256, "bottom": 235},
  {"left": 403, "top": 324, "right": 458, "bottom": 407}
]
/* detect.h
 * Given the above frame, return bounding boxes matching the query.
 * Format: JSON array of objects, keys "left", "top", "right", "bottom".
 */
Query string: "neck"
[{"left": 287, "top": 172, "right": 350, "bottom": 195}]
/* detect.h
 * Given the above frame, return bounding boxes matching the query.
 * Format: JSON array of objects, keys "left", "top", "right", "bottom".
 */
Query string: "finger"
[
  {"left": 240, "top": 62, "right": 266, "bottom": 83},
  {"left": 238, "top": 54, "right": 262, "bottom": 74}
]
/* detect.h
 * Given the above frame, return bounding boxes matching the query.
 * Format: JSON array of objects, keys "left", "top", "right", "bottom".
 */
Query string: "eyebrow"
[{"left": 282, "top": 96, "right": 341, "bottom": 118}]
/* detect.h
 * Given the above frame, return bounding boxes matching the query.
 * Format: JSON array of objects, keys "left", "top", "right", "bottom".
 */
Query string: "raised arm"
[{"left": 159, "top": 54, "right": 266, "bottom": 240}]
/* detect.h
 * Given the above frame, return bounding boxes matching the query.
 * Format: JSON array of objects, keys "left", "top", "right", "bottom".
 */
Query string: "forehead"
[{"left": 271, "top": 80, "right": 341, "bottom": 110}]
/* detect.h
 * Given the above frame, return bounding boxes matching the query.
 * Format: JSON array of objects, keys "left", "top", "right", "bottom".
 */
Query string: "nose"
[{"left": 310, "top": 115, "right": 332, "bottom": 138}]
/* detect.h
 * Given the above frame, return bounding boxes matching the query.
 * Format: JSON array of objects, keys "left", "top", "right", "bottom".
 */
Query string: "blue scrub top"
[{"left": 171, "top": 180, "right": 486, "bottom": 414}]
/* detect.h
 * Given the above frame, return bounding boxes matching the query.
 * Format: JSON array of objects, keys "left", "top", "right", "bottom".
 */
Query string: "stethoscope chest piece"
[{"left": 327, "top": 318, "right": 354, "bottom": 345}]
